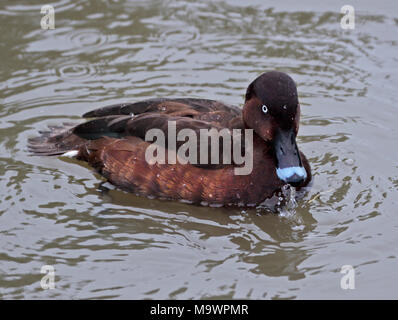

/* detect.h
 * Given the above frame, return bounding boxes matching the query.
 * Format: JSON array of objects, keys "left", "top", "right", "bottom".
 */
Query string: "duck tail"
[{"left": 27, "top": 122, "right": 86, "bottom": 157}]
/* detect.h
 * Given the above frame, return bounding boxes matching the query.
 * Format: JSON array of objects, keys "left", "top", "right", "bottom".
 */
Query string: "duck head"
[{"left": 242, "top": 71, "right": 307, "bottom": 187}]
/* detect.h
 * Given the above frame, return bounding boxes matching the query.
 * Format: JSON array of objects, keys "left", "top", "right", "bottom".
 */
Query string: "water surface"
[{"left": 0, "top": 0, "right": 398, "bottom": 299}]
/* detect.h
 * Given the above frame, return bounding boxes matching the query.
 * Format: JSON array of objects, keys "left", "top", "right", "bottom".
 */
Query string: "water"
[{"left": 0, "top": 0, "right": 397, "bottom": 299}]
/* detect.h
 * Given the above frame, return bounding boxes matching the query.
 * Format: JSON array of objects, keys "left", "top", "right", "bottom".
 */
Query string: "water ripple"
[
  {"left": 69, "top": 29, "right": 108, "bottom": 48},
  {"left": 1, "top": 0, "right": 398, "bottom": 300},
  {"left": 54, "top": 63, "right": 100, "bottom": 81}
]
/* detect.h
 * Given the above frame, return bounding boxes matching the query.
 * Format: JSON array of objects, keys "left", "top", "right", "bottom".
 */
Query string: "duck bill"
[{"left": 273, "top": 129, "right": 307, "bottom": 186}]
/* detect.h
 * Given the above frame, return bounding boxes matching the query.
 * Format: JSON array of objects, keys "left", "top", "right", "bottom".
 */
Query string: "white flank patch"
[{"left": 62, "top": 150, "right": 79, "bottom": 157}]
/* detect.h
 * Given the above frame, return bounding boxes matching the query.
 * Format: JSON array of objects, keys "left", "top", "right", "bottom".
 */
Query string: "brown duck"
[{"left": 28, "top": 71, "right": 311, "bottom": 207}]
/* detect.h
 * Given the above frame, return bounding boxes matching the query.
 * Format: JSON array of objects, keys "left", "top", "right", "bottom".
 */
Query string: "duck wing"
[
  {"left": 29, "top": 99, "right": 246, "bottom": 169},
  {"left": 73, "top": 113, "right": 246, "bottom": 169},
  {"left": 82, "top": 98, "right": 243, "bottom": 129}
]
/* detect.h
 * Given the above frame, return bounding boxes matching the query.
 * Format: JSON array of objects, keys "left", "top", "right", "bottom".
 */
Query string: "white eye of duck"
[{"left": 262, "top": 105, "right": 268, "bottom": 114}]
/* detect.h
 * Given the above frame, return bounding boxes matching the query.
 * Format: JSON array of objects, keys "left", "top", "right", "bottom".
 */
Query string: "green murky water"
[{"left": 0, "top": 0, "right": 397, "bottom": 299}]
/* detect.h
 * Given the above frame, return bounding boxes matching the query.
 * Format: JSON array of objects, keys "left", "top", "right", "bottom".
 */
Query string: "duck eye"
[{"left": 262, "top": 105, "right": 268, "bottom": 114}]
